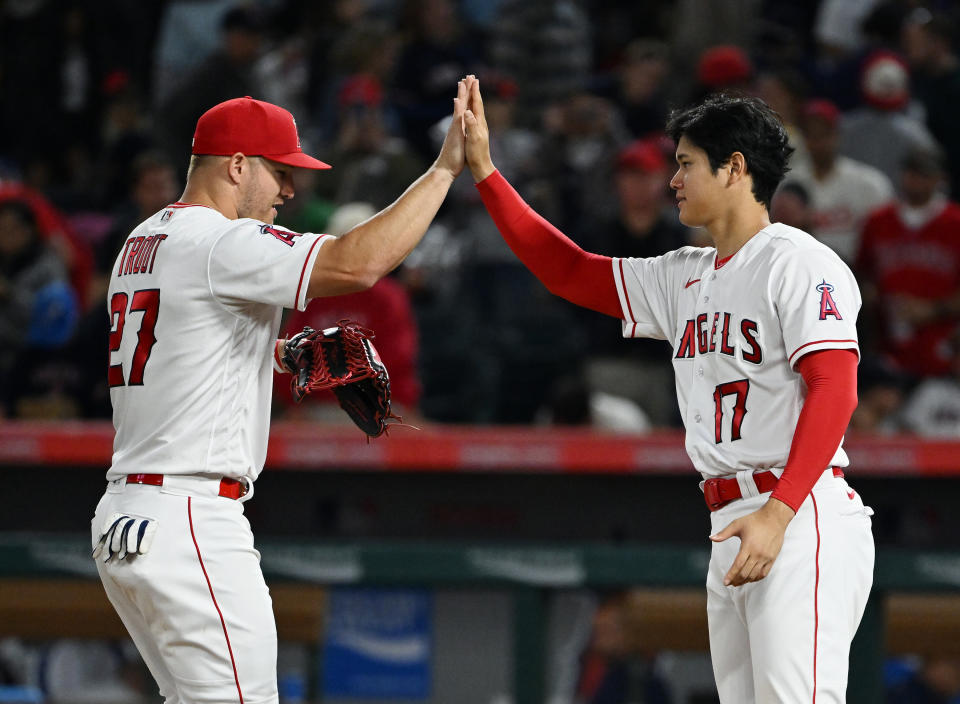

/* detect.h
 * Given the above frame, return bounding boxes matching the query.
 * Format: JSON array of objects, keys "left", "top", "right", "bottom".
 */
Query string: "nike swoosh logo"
[{"left": 684, "top": 278, "right": 701, "bottom": 289}]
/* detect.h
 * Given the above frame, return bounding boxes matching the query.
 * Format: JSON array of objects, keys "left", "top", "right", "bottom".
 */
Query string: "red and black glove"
[{"left": 281, "top": 321, "right": 396, "bottom": 437}]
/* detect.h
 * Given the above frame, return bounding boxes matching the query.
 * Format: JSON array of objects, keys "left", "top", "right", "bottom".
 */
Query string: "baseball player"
[
  {"left": 92, "top": 86, "right": 469, "bottom": 704},
  {"left": 461, "top": 77, "right": 875, "bottom": 702}
]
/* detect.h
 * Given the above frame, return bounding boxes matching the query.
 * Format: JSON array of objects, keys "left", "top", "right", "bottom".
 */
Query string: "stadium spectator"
[
  {"left": 96, "top": 72, "right": 162, "bottom": 209},
  {"left": 770, "top": 181, "right": 815, "bottom": 234},
  {"left": 567, "top": 138, "right": 686, "bottom": 427},
  {"left": 393, "top": 0, "right": 481, "bottom": 158},
  {"left": 754, "top": 68, "right": 811, "bottom": 169},
  {"left": 94, "top": 152, "right": 180, "bottom": 298},
  {"left": 581, "top": 138, "right": 687, "bottom": 259},
  {"left": 668, "top": 2, "right": 759, "bottom": 103},
  {"left": 900, "top": 327, "right": 960, "bottom": 438},
  {"left": 156, "top": 6, "right": 266, "bottom": 167},
  {"left": 813, "top": 0, "right": 885, "bottom": 58},
  {"left": 593, "top": 39, "right": 671, "bottom": 140},
  {"left": 0, "top": 182, "right": 93, "bottom": 304},
  {"left": 490, "top": 0, "right": 592, "bottom": 130},
  {"left": 327, "top": 74, "right": 427, "bottom": 210},
  {"left": 0, "top": 1, "right": 957, "bottom": 432},
  {"left": 790, "top": 98, "right": 894, "bottom": 262},
  {"left": 691, "top": 45, "right": 755, "bottom": 102},
  {"left": 536, "top": 91, "right": 630, "bottom": 234},
  {"left": 311, "top": 16, "right": 403, "bottom": 144},
  {"left": 0, "top": 199, "right": 78, "bottom": 417},
  {"left": 901, "top": 8, "right": 960, "bottom": 199},
  {"left": 573, "top": 592, "right": 671, "bottom": 704},
  {"left": 856, "top": 145, "right": 960, "bottom": 379},
  {"left": 151, "top": 0, "right": 242, "bottom": 105},
  {"left": 838, "top": 50, "right": 938, "bottom": 186}
]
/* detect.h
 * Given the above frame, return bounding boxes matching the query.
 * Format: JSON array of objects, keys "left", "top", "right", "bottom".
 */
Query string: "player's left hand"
[{"left": 710, "top": 498, "right": 795, "bottom": 587}]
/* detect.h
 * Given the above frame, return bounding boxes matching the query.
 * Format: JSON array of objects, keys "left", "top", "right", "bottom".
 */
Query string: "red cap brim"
[{"left": 263, "top": 152, "right": 332, "bottom": 170}]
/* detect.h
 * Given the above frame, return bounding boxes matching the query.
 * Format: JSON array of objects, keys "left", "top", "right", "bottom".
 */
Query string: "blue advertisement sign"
[{"left": 321, "top": 587, "right": 432, "bottom": 699}]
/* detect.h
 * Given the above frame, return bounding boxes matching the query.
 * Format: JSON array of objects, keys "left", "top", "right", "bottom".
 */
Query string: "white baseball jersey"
[
  {"left": 612, "top": 222, "right": 861, "bottom": 479},
  {"left": 105, "top": 203, "right": 329, "bottom": 483},
  {"left": 789, "top": 156, "right": 893, "bottom": 262}
]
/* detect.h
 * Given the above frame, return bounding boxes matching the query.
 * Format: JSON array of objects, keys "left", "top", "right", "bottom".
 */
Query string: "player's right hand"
[
  {"left": 463, "top": 76, "right": 495, "bottom": 183},
  {"left": 433, "top": 79, "right": 469, "bottom": 180}
]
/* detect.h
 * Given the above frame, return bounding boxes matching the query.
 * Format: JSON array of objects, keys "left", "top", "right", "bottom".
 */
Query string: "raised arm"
[
  {"left": 306, "top": 80, "right": 468, "bottom": 298},
  {"left": 462, "top": 77, "right": 621, "bottom": 318}
]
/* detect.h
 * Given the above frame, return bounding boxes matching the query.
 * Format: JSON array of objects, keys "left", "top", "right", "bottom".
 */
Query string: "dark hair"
[
  {"left": 666, "top": 93, "right": 794, "bottom": 209},
  {"left": 901, "top": 144, "right": 945, "bottom": 176},
  {"left": 131, "top": 151, "right": 175, "bottom": 183},
  {"left": 777, "top": 180, "right": 811, "bottom": 206}
]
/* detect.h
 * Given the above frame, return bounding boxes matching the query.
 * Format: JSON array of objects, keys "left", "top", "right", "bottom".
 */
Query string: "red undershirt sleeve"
[
  {"left": 475, "top": 170, "right": 622, "bottom": 317},
  {"left": 771, "top": 348, "right": 859, "bottom": 512}
]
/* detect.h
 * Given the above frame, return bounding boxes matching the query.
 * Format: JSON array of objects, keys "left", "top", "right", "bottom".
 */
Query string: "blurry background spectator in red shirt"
[{"left": 856, "top": 144, "right": 960, "bottom": 380}]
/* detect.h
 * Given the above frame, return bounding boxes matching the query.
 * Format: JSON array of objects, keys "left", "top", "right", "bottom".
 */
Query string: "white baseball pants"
[
  {"left": 92, "top": 478, "right": 278, "bottom": 704},
  {"left": 707, "top": 469, "right": 875, "bottom": 703}
]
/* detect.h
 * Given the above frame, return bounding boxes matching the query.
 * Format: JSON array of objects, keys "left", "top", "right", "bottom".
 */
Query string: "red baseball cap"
[
  {"left": 616, "top": 139, "right": 667, "bottom": 173},
  {"left": 697, "top": 46, "right": 753, "bottom": 88},
  {"left": 191, "top": 96, "right": 331, "bottom": 170},
  {"left": 803, "top": 98, "right": 840, "bottom": 126}
]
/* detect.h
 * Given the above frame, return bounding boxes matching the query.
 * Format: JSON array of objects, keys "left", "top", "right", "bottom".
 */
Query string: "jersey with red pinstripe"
[
  {"left": 106, "top": 202, "right": 329, "bottom": 482},
  {"left": 612, "top": 222, "right": 861, "bottom": 479}
]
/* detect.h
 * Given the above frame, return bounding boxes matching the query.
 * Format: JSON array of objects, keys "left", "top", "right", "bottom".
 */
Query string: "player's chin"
[{"left": 676, "top": 205, "right": 702, "bottom": 228}]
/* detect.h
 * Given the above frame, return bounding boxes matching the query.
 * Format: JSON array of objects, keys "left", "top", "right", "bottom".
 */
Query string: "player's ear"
[
  {"left": 727, "top": 152, "right": 747, "bottom": 183},
  {"left": 227, "top": 153, "right": 247, "bottom": 184}
]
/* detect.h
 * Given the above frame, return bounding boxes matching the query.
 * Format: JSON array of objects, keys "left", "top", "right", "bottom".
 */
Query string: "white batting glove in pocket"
[{"left": 92, "top": 513, "right": 157, "bottom": 562}]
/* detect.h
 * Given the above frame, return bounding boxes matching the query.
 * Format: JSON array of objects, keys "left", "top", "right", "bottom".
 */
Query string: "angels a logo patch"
[
  {"left": 260, "top": 224, "right": 302, "bottom": 247},
  {"left": 816, "top": 280, "right": 842, "bottom": 320}
]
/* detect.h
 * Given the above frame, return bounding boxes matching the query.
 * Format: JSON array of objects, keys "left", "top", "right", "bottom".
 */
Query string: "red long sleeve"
[
  {"left": 770, "top": 349, "right": 859, "bottom": 512},
  {"left": 475, "top": 170, "right": 622, "bottom": 317}
]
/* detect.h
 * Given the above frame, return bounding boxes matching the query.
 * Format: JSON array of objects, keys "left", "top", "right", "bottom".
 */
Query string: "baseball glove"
[{"left": 282, "top": 321, "right": 396, "bottom": 437}]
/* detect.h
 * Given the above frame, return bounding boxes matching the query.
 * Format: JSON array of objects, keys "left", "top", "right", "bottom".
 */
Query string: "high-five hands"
[
  {"left": 461, "top": 75, "right": 496, "bottom": 183},
  {"left": 710, "top": 498, "right": 795, "bottom": 587},
  {"left": 434, "top": 78, "right": 470, "bottom": 179}
]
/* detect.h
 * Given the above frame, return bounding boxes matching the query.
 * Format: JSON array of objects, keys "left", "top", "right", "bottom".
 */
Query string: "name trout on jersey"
[{"left": 116, "top": 234, "right": 168, "bottom": 277}]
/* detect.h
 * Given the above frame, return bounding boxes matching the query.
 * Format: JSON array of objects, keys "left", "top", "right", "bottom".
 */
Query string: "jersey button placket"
[{"left": 691, "top": 274, "right": 713, "bottom": 434}]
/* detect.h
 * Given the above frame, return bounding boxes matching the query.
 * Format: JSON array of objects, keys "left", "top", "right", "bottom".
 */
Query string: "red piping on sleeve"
[
  {"left": 788, "top": 339, "right": 858, "bottom": 365},
  {"left": 617, "top": 259, "right": 639, "bottom": 336},
  {"left": 294, "top": 237, "right": 324, "bottom": 307}
]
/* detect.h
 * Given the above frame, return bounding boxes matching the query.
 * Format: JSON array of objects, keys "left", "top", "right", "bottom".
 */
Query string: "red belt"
[
  {"left": 125, "top": 473, "right": 247, "bottom": 500},
  {"left": 703, "top": 467, "right": 844, "bottom": 511}
]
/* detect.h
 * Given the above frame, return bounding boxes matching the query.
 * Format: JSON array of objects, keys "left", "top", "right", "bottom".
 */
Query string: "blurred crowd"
[{"left": 1, "top": 0, "right": 960, "bottom": 438}]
